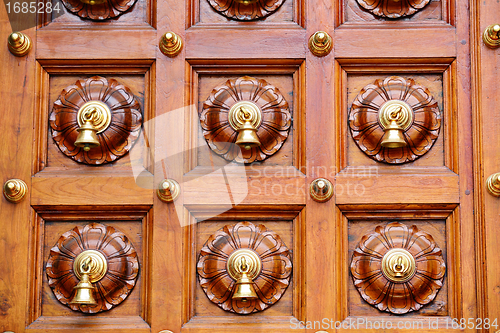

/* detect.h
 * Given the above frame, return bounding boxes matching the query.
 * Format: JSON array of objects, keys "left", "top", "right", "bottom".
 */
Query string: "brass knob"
[
  {"left": 8, "top": 32, "right": 32, "bottom": 57},
  {"left": 310, "top": 178, "right": 333, "bottom": 203},
  {"left": 381, "top": 248, "right": 416, "bottom": 283},
  {"left": 159, "top": 32, "right": 183, "bottom": 58},
  {"left": 483, "top": 24, "right": 500, "bottom": 48},
  {"left": 157, "top": 179, "right": 180, "bottom": 203},
  {"left": 308, "top": 31, "right": 332, "bottom": 57},
  {"left": 378, "top": 100, "right": 413, "bottom": 148},
  {"left": 486, "top": 173, "right": 500, "bottom": 197},
  {"left": 228, "top": 101, "right": 262, "bottom": 150},
  {"left": 3, "top": 179, "right": 27, "bottom": 203}
]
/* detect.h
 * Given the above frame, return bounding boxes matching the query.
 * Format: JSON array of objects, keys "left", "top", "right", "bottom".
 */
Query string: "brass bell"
[
  {"left": 235, "top": 121, "right": 261, "bottom": 151},
  {"left": 232, "top": 271, "right": 258, "bottom": 302},
  {"left": 74, "top": 121, "right": 100, "bottom": 151},
  {"left": 380, "top": 119, "right": 407, "bottom": 148},
  {"left": 69, "top": 271, "right": 97, "bottom": 305}
]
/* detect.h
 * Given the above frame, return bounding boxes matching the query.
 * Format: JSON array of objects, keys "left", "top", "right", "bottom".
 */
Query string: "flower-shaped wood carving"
[
  {"left": 197, "top": 222, "right": 292, "bottom": 314},
  {"left": 350, "top": 222, "right": 446, "bottom": 314},
  {"left": 349, "top": 76, "right": 441, "bottom": 164},
  {"left": 208, "top": 0, "right": 286, "bottom": 21},
  {"left": 200, "top": 76, "right": 291, "bottom": 163},
  {"left": 61, "top": 0, "right": 138, "bottom": 20},
  {"left": 356, "top": 0, "right": 431, "bottom": 18},
  {"left": 46, "top": 223, "right": 139, "bottom": 313},
  {"left": 49, "top": 76, "right": 142, "bottom": 165}
]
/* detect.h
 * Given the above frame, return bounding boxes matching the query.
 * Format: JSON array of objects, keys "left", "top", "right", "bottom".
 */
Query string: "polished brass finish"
[
  {"left": 228, "top": 101, "right": 262, "bottom": 150},
  {"left": 75, "top": 101, "right": 111, "bottom": 151},
  {"left": 483, "top": 24, "right": 500, "bottom": 48},
  {"left": 308, "top": 31, "right": 333, "bottom": 57},
  {"left": 486, "top": 173, "right": 500, "bottom": 197},
  {"left": 75, "top": 121, "right": 99, "bottom": 151},
  {"left": 70, "top": 250, "right": 107, "bottom": 305},
  {"left": 159, "top": 32, "right": 183, "bottom": 58},
  {"left": 7, "top": 32, "right": 32, "bottom": 57},
  {"left": 228, "top": 249, "right": 261, "bottom": 301},
  {"left": 381, "top": 248, "right": 416, "bottom": 283},
  {"left": 3, "top": 179, "right": 27, "bottom": 203},
  {"left": 79, "top": 0, "right": 107, "bottom": 4},
  {"left": 235, "top": 0, "right": 258, "bottom": 3},
  {"left": 310, "top": 178, "right": 334, "bottom": 203},
  {"left": 157, "top": 179, "right": 180, "bottom": 203},
  {"left": 379, "top": 100, "right": 413, "bottom": 148}
]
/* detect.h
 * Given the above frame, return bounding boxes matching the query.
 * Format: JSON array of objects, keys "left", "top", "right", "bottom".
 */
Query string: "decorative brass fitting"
[
  {"left": 486, "top": 173, "right": 500, "bottom": 197},
  {"left": 3, "top": 179, "right": 27, "bottom": 203},
  {"left": 159, "top": 32, "right": 183, "bottom": 58},
  {"left": 228, "top": 101, "right": 262, "bottom": 150},
  {"left": 70, "top": 250, "right": 107, "bottom": 305},
  {"left": 227, "top": 249, "right": 261, "bottom": 302},
  {"left": 74, "top": 101, "right": 111, "bottom": 151},
  {"left": 378, "top": 100, "right": 413, "bottom": 148},
  {"left": 79, "top": 0, "right": 107, "bottom": 4},
  {"left": 8, "top": 32, "right": 32, "bottom": 57},
  {"left": 381, "top": 248, "right": 416, "bottom": 283},
  {"left": 234, "top": 0, "right": 259, "bottom": 3},
  {"left": 483, "top": 24, "right": 500, "bottom": 48},
  {"left": 157, "top": 179, "right": 180, "bottom": 203},
  {"left": 308, "top": 31, "right": 332, "bottom": 57},
  {"left": 310, "top": 178, "right": 334, "bottom": 203}
]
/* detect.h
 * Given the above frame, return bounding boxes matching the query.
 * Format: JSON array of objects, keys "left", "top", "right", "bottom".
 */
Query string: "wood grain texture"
[
  {"left": 355, "top": 0, "right": 432, "bottom": 18},
  {"left": 46, "top": 223, "right": 139, "bottom": 313},
  {"left": 61, "top": 0, "right": 138, "bottom": 20},
  {"left": 207, "top": 0, "right": 286, "bottom": 20}
]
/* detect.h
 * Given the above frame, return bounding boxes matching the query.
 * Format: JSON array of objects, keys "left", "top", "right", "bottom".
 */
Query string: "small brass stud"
[
  {"left": 308, "top": 31, "right": 332, "bottom": 57},
  {"left": 310, "top": 178, "right": 334, "bottom": 203},
  {"left": 159, "top": 32, "right": 183, "bottom": 58},
  {"left": 483, "top": 24, "right": 500, "bottom": 48},
  {"left": 157, "top": 179, "right": 180, "bottom": 203},
  {"left": 3, "top": 179, "right": 28, "bottom": 203},
  {"left": 8, "top": 32, "right": 32, "bottom": 57},
  {"left": 486, "top": 173, "right": 500, "bottom": 197}
]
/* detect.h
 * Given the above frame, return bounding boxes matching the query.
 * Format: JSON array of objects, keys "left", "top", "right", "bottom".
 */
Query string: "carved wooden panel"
[
  {"left": 61, "top": 0, "right": 138, "bottom": 20},
  {"left": 46, "top": 223, "right": 139, "bottom": 313},
  {"left": 207, "top": 0, "right": 286, "bottom": 21},
  {"left": 197, "top": 221, "right": 292, "bottom": 314},
  {"left": 349, "top": 76, "right": 441, "bottom": 164},
  {"left": 49, "top": 76, "right": 143, "bottom": 165},
  {"left": 356, "top": 0, "right": 431, "bottom": 18},
  {"left": 350, "top": 222, "right": 446, "bottom": 314},
  {"left": 199, "top": 76, "right": 291, "bottom": 164}
]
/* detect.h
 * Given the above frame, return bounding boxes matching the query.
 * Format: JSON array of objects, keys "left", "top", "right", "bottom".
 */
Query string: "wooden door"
[{"left": 0, "top": 0, "right": 489, "bottom": 332}]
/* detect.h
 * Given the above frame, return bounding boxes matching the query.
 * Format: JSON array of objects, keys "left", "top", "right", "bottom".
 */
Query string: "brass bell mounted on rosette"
[
  {"left": 227, "top": 249, "right": 262, "bottom": 302},
  {"left": 74, "top": 101, "right": 112, "bottom": 151},
  {"left": 378, "top": 100, "right": 414, "bottom": 148},
  {"left": 228, "top": 101, "right": 262, "bottom": 151},
  {"left": 69, "top": 250, "right": 107, "bottom": 306}
]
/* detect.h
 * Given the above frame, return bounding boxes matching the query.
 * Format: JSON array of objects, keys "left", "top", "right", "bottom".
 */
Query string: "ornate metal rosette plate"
[
  {"left": 199, "top": 76, "right": 291, "bottom": 164},
  {"left": 197, "top": 222, "right": 292, "bottom": 314},
  {"left": 49, "top": 76, "right": 143, "bottom": 165},
  {"left": 356, "top": 0, "right": 431, "bottom": 18},
  {"left": 207, "top": 0, "right": 286, "bottom": 21},
  {"left": 350, "top": 222, "right": 446, "bottom": 314},
  {"left": 46, "top": 223, "right": 140, "bottom": 313},
  {"left": 61, "top": 0, "right": 138, "bottom": 20},
  {"left": 349, "top": 76, "right": 441, "bottom": 164}
]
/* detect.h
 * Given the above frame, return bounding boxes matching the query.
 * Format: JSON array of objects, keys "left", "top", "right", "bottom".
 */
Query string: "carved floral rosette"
[
  {"left": 200, "top": 76, "right": 291, "bottom": 163},
  {"left": 349, "top": 76, "right": 441, "bottom": 164},
  {"left": 350, "top": 222, "right": 446, "bottom": 314},
  {"left": 208, "top": 0, "right": 286, "bottom": 21},
  {"left": 49, "top": 76, "right": 142, "bottom": 165},
  {"left": 46, "top": 223, "right": 139, "bottom": 313},
  {"left": 197, "top": 222, "right": 292, "bottom": 314},
  {"left": 356, "top": 0, "right": 431, "bottom": 18},
  {"left": 61, "top": 0, "right": 138, "bottom": 20}
]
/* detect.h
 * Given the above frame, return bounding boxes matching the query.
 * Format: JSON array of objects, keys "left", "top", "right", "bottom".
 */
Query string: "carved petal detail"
[
  {"left": 350, "top": 222, "right": 446, "bottom": 314},
  {"left": 197, "top": 222, "right": 292, "bottom": 314},
  {"left": 349, "top": 76, "right": 441, "bottom": 164},
  {"left": 46, "top": 223, "right": 139, "bottom": 313},
  {"left": 356, "top": 0, "right": 431, "bottom": 18},
  {"left": 200, "top": 76, "right": 291, "bottom": 163},
  {"left": 207, "top": 0, "right": 286, "bottom": 21},
  {"left": 61, "top": 0, "right": 138, "bottom": 20},
  {"left": 49, "top": 76, "right": 142, "bottom": 165}
]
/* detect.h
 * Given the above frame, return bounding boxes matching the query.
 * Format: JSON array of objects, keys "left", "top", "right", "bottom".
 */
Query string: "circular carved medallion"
[
  {"left": 207, "top": 0, "right": 286, "bottom": 21},
  {"left": 46, "top": 223, "right": 139, "bottom": 313},
  {"left": 356, "top": 0, "right": 431, "bottom": 18},
  {"left": 350, "top": 222, "right": 446, "bottom": 314},
  {"left": 61, "top": 0, "right": 138, "bottom": 20},
  {"left": 197, "top": 222, "right": 292, "bottom": 314},
  {"left": 200, "top": 76, "right": 291, "bottom": 164},
  {"left": 49, "top": 76, "right": 143, "bottom": 165},
  {"left": 349, "top": 76, "right": 441, "bottom": 164}
]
